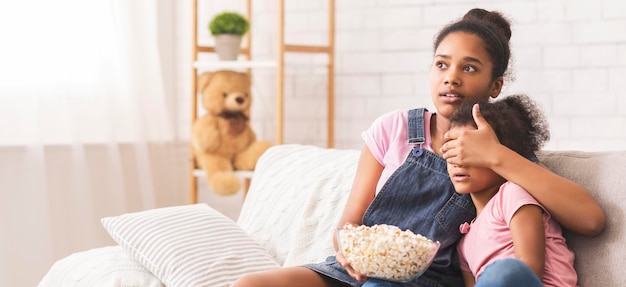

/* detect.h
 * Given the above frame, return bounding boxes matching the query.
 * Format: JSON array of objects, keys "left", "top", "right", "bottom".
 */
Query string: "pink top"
[
  {"left": 361, "top": 109, "right": 434, "bottom": 194},
  {"left": 457, "top": 182, "right": 578, "bottom": 287}
]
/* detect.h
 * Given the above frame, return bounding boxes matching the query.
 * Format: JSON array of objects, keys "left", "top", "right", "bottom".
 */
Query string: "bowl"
[{"left": 336, "top": 224, "right": 440, "bottom": 282}]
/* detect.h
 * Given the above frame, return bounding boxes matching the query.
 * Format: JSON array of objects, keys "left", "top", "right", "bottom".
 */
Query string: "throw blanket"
[{"left": 237, "top": 144, "right": 360, "bottom": 267}]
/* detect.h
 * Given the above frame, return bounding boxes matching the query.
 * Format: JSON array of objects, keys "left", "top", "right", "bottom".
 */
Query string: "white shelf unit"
[{"left": 189, "top": 0, "right": 335, "bottom": 203}]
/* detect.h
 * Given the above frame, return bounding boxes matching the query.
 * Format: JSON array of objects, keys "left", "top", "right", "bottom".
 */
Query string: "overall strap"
[
  {"left": 407, "top": 108, "right": 427, "bottom": 144},
  {"left": 408, "top": 108, "right": 427, "bottom": 157}
]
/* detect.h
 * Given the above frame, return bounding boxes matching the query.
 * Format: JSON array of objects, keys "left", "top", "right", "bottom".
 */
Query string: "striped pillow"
[{"left": 101, "top": 203, "right": 280, "bottom": 287}]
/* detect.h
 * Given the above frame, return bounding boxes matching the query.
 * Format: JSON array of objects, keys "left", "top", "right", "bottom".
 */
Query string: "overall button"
[{"left": 412, "top": 146, "right": 423, "bottom": 157}]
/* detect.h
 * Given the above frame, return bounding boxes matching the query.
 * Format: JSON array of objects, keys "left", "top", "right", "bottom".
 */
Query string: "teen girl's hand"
[
  {"left": 441, "top": 104, "right": 502, "bottom": 168},
  {"left": 335, "top": 251, "right": 367, "bottom": 281},
  {"left": 334, "top": 222, "right": 368, "bottom": 281}
]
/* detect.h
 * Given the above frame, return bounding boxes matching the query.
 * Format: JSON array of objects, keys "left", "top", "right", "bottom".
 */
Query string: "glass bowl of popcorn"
[{"left": 336, "top": 224, "right": 440, "bottom": 282}]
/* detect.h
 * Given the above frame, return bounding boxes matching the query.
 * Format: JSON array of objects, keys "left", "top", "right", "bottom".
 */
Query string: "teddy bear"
[{"left": 192, "top": 70, "right": 272, "bottom": 196}]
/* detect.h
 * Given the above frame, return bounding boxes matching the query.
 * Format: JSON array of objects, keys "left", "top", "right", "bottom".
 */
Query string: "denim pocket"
[{"left": 435, "top": 193, "right": 475, "bottom": 245}]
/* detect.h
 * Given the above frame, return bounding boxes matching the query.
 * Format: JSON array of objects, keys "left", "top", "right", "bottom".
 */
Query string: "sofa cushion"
[
  {"left": 537, "top": 150, "right": 626, "bottom": 287},
  {"left": 37, "top": 246, "right": 164, "bottom": 287},
  {"left": 101, "top": 203, "right": 280, "bottom": 287}
]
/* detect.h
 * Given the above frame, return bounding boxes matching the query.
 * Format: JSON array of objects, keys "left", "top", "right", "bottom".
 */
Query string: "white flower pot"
[{"left": 214, "top": 34, "right": 242, "bottom": 61}]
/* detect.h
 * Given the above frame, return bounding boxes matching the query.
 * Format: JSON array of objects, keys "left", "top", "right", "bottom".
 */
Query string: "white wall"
[
  {"left": 176, "top": 0, "right": 626, "bottom": 151},
  {"left": 172, "top": 0, "right": 626, "bottom": 216}
]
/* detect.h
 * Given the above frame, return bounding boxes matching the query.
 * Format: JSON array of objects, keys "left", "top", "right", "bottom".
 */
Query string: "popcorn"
[{"left": 337, "top": 224, "right": 440, "bottom": 282}]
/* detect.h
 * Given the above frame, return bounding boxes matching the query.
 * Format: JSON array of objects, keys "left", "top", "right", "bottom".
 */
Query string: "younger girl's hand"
[
  {"left": 441, "top": 104, "right": 500, "bottom": 168},
  {"left": 336, "top": 251, "right": 367, "bottom": 281}
]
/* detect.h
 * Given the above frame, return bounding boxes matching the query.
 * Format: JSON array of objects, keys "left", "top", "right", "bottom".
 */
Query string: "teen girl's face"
[
  {"left": 446, "top": 124, "right": 505, "bottom": 195},
  {"left": 429, "top": 32, "right": 503, "bottom": 120}
]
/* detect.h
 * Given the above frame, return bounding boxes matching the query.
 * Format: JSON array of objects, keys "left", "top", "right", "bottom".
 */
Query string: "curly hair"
[{"left": 449, "top": 95, "right": 550, "bottom": 158}]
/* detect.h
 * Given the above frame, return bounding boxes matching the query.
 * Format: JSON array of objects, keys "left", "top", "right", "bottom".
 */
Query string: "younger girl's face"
[
  {"left": 429, "top": 32, "right": 503, "bottom": 120},
  {"left": 446, "top": 125, "right": 505, "bottom": 195}
]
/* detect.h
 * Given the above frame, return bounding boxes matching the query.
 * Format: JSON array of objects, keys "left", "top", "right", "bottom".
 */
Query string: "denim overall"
[{"left": 304, "top": 108, "right": 476, "bottom": 287}]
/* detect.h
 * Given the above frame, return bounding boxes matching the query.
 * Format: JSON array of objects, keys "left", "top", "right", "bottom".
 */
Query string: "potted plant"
[{"left": 209, "top": 11, "right": 250, "bottom": 61}]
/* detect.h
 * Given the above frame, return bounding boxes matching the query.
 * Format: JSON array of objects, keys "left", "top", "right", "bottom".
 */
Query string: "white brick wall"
[{"left": 176, "top": 0, "right": 626, "bottom": 153}]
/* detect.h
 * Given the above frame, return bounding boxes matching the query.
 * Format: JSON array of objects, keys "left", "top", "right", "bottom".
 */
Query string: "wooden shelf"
[
  {"left": 192, "top": 169, "right": 254, "bottom": 179},
  {"left": 189, "top": 0, "right": 334, "bottom": 204},
  {"left": 193, "top": 60, "right": 277, "bottom": 70}
]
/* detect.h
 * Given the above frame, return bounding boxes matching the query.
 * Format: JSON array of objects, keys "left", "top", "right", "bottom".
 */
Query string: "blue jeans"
[
  {"left": 361, "top": 279, "right": 397, "bottom": 287},
  {"left": 475, "top": 258, "right": 543, "bottom": 287}
]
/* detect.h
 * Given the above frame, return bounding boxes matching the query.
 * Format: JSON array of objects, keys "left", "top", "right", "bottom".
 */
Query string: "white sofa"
[{"left": 39, "top": 144, "right": 626, "bottom": 287}]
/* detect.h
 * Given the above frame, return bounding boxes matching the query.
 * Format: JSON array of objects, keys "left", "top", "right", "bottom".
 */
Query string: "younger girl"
[{"left": 449, "top": 95, "right": 577, "bottom": 287}]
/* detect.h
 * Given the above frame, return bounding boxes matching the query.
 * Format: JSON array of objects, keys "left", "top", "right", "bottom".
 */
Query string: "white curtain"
[{"left": 0, "top": 1, "right": 182, "bottom": 285}]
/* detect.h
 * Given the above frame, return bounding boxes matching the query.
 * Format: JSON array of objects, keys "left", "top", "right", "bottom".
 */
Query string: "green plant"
[{"left": 209, "top": 12, "right": 250, "bottom": 36}]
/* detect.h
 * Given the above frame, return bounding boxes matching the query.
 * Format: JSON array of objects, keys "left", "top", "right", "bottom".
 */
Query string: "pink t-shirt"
[
  {"left": 361, "top": 109, "right": 434, "bottom": 194},
  {"left": 457, "top": 182, "right": 578, "bottom": 287}
]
